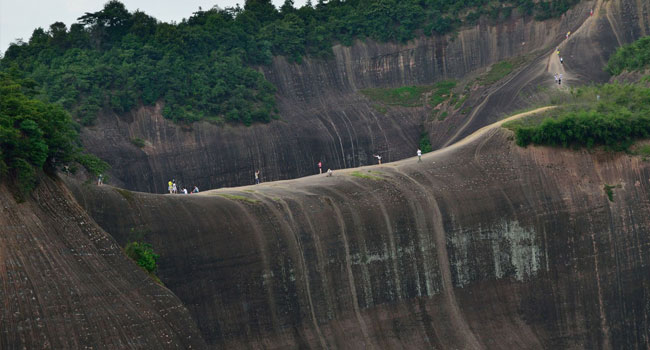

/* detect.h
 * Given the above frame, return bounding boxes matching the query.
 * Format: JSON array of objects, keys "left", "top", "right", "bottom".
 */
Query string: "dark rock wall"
[
  {"left": 70, "top": 129, "right": 650, "bottom": 349},
  {"left": 79, "top": 0, "right": 650, "bottom": 194},
  {"left": 0, "top": 178, "right": 207, "bottom": 349}
]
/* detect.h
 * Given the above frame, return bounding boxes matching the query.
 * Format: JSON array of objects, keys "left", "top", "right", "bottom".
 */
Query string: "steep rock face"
[
  {"left": 70, "top": 128, "right": 650, "bottom": 349},
  {"left": 0, "top": 177, "right": 207, "bottom": 349},
  {"left": 79, "top": 0, "right": 650, "bottom": 194}
]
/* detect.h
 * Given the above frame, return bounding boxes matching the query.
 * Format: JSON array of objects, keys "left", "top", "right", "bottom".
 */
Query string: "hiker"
[
  {"left": 557, "top": 49, "right": 560, "bottom": 55},
  {"left": 172, "top": 182, "right": 177, "bottom": 194},
  {"left": 373, "top": 154, "right": 382, "bottom": 164},
  {"left": 168, "top": 180, "right": 173, "bottom": 194},
  {"left": 318, "top": 161, "right": 322, "bottom": 174},
  {"left": 554, "top": 73, "right": 558, "bottom": 84},
  {"left": 566, "top": 31, "right": 570, "bottom": 39},
  {"left": 192, "top": 186, "right": 199, "bottom": 193},
  {"left": 417, "top": 148, "right": 422, "bottom": 162},
  {"left": 327, "top": 168, "right": 333, "bottom": 177},
  {"left": 559, "top": 73, "right": 563, "bottom": 85},
  {"left": 255, "top": 170, "right": 260, "bottom": 184},
  {"left": 560, "top": 57, "right": 563, "bottom": 64},
  {"left": 590, "top": 8, "right": 593, "bottom": 16},
  {"left": 97, "top": 174, "right": 103, "bottom": 186},
  {"left": 183, "top": 187, "right": 188, "bottom": 194}
]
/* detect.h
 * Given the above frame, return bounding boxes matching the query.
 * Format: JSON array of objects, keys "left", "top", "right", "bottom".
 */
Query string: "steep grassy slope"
[{"left": 68, "top": 126, "right": 650, "bottom": 349}]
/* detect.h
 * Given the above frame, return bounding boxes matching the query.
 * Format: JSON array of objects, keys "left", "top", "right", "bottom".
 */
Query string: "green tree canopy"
[{"left": 1, "top": 0, "right": 579, "bottom": 126}]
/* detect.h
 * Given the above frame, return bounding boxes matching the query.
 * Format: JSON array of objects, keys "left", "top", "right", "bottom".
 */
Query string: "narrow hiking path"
[
  {"left": 547, "top": 0, "right": 605, "bottom": 87},
  {"left": 201, "top": 105, "right": 557, "bottom": 194},
  {"left": 446, "top": 2, "right": 601, "bottom": 148}
]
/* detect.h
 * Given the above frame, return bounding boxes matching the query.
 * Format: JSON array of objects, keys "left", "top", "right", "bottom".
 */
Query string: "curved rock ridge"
[
  {"left": 69, "top": 124, "right": 650, "bottom": 349},
  {"left": 0, "top": 178, "right": 207, "bottom": 349},
  {"left": 81, "top": 0, "right": 650, "bottom": 194}
]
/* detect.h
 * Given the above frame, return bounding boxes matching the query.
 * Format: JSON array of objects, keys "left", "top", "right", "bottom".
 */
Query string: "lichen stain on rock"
[{"left": 450, "top": 220, "right": 541, "bottom": 287}]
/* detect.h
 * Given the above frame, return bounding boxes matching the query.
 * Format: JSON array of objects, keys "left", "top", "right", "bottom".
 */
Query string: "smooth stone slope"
[
  {"left": 70, "top": 127, "right": 650, "bottom": 349},
  {"left": 0, "top": 177, "right": 207, "bottom": 349}
]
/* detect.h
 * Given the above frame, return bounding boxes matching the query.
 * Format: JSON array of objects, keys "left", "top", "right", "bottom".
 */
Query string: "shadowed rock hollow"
[
  {"left": 82, "top": 0, "right": 650, "bottom": 193},
  {"left": 69, "top": 125, "right": 650, "bottom": 349}
]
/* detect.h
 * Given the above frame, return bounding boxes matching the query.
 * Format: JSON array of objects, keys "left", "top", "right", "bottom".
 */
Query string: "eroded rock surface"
[
  {"left": 81, "top": 0, "right": 650, "bottom": 193},
  {"left": 70, "top": 128, "right": 650, "bottom": 349},
  {"left": 0, "top": 178, "right": 206, "bottom": 349}
]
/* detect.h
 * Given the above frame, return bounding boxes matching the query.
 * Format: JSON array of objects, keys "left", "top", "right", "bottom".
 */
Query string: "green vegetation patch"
[
  {"left": 350, "top": 170, "right": 384, "bottom": 180},
  {"left": 429, "top": 80, "right": 457, "bottom": 107},
  {"left": 131, "top": 137, "right": 145, "bottom": 148},
  {"left": 510, "top": 83, "right": 650, "bottom": 151},
  {"left": 217, "top": 193, "right": 259, "bottom": 203},
  {"left": 634, "top": 144, "right": 650, "bottom": 157},
  {"left": 124, "top": 241, "right": 161, "bottom": 283},
  {"left": 419, "top": 130, "right": 433, "bottom": 153},
  {"left": 603, "top": 184, "right": 616, "bottom": 202},
  {"left": 360, "top": 85, "right": 433, "bottom": 107},
  {"left": 480, "top": 61, "right": 514, "bottom": 85},
  {"left": 606, "top": 35, "right": 650, "bottom": 75},
  {"left": 362, "top": 80, "right": 456, "bottom": 110}
]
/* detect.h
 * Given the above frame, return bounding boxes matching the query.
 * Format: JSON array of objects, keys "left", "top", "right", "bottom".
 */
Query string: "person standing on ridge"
[
  {"left": 373, "top": 154, "right": 382, "bottom": 164},
  {"left": 97, "top": 174, "right": 103, "bottom": 186},
  {"left": 559, "top": 73, "right": 563, "bottom": 85},
  {"left": 255, "top": 170, "right": 260, "bottom": 184},
  {"left": 172, "top": 181, "right": 177, "bottom": 194},
  {"left": 417, "top": 148, "right": 422, "bottom": 162},
  {"left": 318, "top": 161, "right": 322, "bottom": 174},
  {"left": 168, "top": 180, "right": 173, "bottom": 194}
]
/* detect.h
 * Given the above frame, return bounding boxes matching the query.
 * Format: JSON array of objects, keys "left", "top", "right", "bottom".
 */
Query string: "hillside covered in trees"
[{"left": 1, "top": 0, "right": 580, "bottom": 126}]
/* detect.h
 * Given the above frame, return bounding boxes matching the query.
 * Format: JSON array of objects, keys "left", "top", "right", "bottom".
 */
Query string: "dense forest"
[
  {"left": 1, "top": 0, "right": 580, "bottom": 126},
  {"left": 0, "top": 71, "right": 108, "bottom": 199}
]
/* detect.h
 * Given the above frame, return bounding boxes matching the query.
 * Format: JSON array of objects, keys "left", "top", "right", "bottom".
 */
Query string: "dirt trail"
[{"left": 202, "top": 105, "right": 556, "bottom": 194}]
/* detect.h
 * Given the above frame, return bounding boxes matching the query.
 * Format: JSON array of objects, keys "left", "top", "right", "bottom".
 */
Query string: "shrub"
[
  {"left": 605, "top": 36, "right": 650, "bottom": 75},
  {"left": 131, "top": 137, "right": 145, "bottom": 148},
  {"left": 124, "top": 241, "right": 159, "bottom": 275},
  {"left": 419, "top": 130, "right": 433, "bottom": 153},
  {"left": 76, "top": 153, "right": 110, "bottom": 176},
  {"left": 512, "top": 83, "right": 650, "bottom": 151}
]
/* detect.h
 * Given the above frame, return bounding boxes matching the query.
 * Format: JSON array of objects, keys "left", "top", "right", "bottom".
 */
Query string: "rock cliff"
[
  {"left": 81, "top": 0, "right": 650, "bottom": 193},
  {"left": 0, "top": 177, "right": 207, "bottom": 349},
  {"left": 69, "top": 124, "right": 650, "bottom": 349}
]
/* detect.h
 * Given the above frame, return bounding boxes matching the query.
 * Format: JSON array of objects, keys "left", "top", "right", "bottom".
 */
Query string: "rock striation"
[
  {"left": 70, "top": 126, "right": 650, "bottom": 349},
  {"left": 0, "top": 177, "right": 207, "bottom": 349}
]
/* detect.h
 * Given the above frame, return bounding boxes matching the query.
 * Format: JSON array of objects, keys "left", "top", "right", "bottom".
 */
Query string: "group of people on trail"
[
  {"left": 252, "top": 147, "right": 425, "bottom": 185},
  {"left": 554, "top": 73, "right": 563, "bottom": 85},
  {"left": 167, "top": 178, "right": 199, "bottom": 194}
]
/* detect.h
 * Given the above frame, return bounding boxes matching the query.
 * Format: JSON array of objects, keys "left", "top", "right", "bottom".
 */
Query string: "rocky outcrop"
[
  {"left": 0, "top": 177, "right": 207, "bottom": 349},
  {"left": 69, "top": 127, "right": 650, "bottom": 349},
  {"left": 81, "top": 0, "right": 650, "bottom": 194}
]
